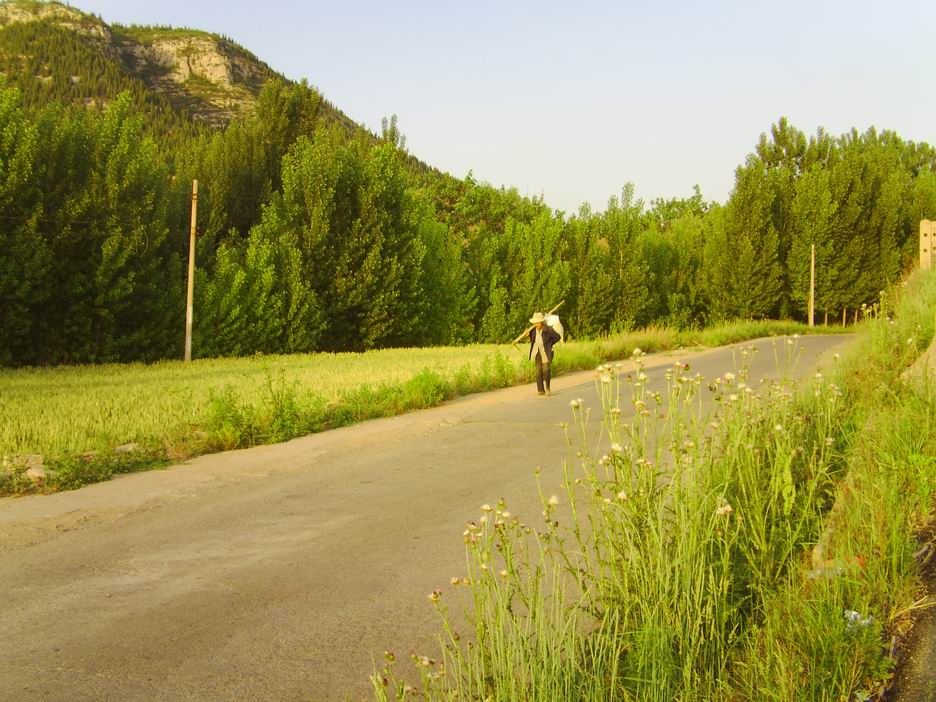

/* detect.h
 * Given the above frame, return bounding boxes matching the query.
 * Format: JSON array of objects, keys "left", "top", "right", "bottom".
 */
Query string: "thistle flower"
[
  {"left": 724, "top": 372, "right": 736, "bottom": 382},
  {"left": 715, "top": 500, "right": 733, "bottom": 517},
  {"left": 547, "top": 495, "right": 559, "bottom": 507},
  {"left": 617, "top": 490, "right": 628, "bottom": 501},
  {"left": 610, "top": 443, "right": 623, "bottom": 453}
]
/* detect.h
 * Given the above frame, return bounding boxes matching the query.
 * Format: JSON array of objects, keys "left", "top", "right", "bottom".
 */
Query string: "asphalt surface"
[{"left": 0, "top": 335, "right": 852, "bottom": 701}]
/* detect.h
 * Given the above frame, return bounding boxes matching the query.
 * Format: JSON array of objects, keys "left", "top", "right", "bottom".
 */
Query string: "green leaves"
[{"left": 1, "top": 80, "right": 934, "bottom": 367}]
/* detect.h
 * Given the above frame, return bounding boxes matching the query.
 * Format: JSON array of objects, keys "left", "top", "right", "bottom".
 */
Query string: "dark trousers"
[{"left": 535, "top": 356, "right": 551, "bottom": 393}]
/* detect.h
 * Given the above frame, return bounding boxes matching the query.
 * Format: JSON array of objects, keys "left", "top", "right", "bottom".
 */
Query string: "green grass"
[
  {"left": 1, "top": 319, "right": 838, "bottom": 496},
  {"left": 373, "top": 271, "right": 936, "bottom": 701}
]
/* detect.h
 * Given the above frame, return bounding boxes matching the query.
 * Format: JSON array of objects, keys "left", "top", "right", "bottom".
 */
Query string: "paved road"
[{"left": 0, "top": 335, "right": 852, "bottom": 702}]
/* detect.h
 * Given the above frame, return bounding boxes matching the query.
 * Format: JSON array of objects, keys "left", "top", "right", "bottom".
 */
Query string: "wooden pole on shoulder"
[
  {"left": 512, "top": 299, "right": 565, "bottom": 347},
  {"left": 184, "top": 179, "right": 198, "bottom": 363}
]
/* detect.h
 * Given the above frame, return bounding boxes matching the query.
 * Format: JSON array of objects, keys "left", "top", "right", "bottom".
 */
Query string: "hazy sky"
[{"left": 75, "top": 0, "right": 935, "bottom": 213}]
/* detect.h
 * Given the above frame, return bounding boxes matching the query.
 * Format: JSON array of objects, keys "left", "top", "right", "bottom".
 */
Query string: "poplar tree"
[{"left": 0, "top": 88, "right": 48, "bottom": 365}]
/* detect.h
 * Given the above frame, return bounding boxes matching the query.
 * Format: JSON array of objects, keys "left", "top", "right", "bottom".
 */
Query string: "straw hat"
[{"left": 529, "top": 312, "right": 546, "bottom": 324}]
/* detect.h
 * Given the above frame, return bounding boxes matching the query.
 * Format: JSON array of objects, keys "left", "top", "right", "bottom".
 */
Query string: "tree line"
[{"left": 1, "top": 81, "right": 934, "bottom": 366}]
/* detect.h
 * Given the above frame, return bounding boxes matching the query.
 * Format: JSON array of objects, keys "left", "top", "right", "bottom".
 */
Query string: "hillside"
[{"left": 0, "top": 0, "right": 357, "bottom": 130}]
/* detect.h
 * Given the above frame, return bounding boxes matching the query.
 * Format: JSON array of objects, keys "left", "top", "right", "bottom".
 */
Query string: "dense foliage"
[{"left": 1, "top": 14, "right": 935, "bottom": 365}]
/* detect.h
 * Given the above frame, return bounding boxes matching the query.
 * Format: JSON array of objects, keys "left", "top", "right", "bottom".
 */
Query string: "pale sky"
[{"left": 74, "top": 0, "right": 935, "bottom": 213}]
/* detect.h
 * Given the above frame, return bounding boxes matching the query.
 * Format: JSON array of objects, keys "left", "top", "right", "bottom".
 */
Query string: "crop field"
[
  {"left": 1, "top": 320, "right": 840, "bottom": 494},
  {"left": 0, "top": 344, "right": 514, "bottom": 458}
]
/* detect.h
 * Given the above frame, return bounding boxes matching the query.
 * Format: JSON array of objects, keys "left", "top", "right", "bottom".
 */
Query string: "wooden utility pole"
[
  {"left": 184, "top": 179, "right": 198, "bottom": 363},
  {"left": 808, "top": 243, "right": 815, "bottom": 328}
]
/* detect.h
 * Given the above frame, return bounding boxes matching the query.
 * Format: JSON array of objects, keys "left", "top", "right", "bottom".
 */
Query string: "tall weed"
[{"left": 375, "top": 270, "right": 936, "bottom": 700}]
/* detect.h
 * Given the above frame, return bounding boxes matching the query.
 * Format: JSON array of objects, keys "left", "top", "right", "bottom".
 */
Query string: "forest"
[{"left": 1, "top": 19, "right": 935, "bottom": 366}]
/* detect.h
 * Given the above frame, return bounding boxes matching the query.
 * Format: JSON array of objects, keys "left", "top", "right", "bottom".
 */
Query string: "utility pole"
[
  {"left": 808, "top": 243, "right": 815, "bottom": 328},
  {"left": 184, "top": 179, "right": 198, "bottom": 363}
]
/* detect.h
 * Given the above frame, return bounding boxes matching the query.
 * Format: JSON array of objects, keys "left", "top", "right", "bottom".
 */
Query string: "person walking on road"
[{"left": 528, "top": 312, "right": 561, "bottom": 396}]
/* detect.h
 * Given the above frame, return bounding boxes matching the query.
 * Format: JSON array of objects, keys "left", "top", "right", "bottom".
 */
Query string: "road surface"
[{"left": 0, "top": 335, "right": 852, "bottom": 701}]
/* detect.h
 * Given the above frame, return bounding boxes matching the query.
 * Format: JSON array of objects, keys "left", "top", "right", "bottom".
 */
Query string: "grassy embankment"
[
  {"left": 375, "top": 271, "right": 936, "bottom": 701},
  {"left": 1, "top": 320, "right": 840, "bottom": 495}
]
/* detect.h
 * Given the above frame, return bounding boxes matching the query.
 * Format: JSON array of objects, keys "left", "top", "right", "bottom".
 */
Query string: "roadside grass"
[
  {"left": 1, "top": 319, "right": 839, "bottom": 496},
  {"left": 729, "top": 275, "right": 936, "bottom": 700},
  {"left": 373, "top": 271, "right": 936, "bottom": 701}
]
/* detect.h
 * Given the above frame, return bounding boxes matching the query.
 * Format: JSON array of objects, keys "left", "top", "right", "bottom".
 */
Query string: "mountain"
[{"left": 0, "top": 0, "right": 358, "bottom": 132}]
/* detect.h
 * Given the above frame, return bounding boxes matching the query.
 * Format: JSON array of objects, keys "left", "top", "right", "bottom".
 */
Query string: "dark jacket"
[{"left": 529, "top": 325, "right": 561, "bottom": 362}]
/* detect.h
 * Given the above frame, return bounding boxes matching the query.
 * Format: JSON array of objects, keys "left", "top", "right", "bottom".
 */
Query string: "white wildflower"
[{"left": 844, "top": 609, "right": 874, "bottom": 631}]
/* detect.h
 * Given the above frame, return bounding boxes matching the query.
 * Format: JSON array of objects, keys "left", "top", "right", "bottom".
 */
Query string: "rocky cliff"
[{"left": 0, "top": 0, "right": 283, "bottom": 126}]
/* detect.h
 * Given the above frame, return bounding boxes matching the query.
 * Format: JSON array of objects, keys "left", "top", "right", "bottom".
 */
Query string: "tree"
[
  {"left": 0, "top": 88, "right": 48, "bottom": 365},
  {"left": 788, "top": 165, "right": 838, "bottom": 318}
]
